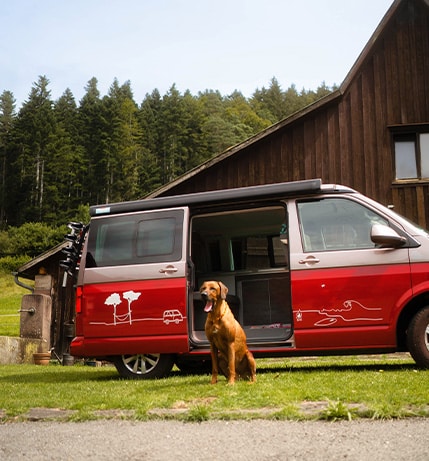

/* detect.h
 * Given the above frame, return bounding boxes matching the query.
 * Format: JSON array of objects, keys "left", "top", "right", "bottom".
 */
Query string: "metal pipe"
[
  {"left": 18, "top": 307, "right": 36, "bottom": 315},
  {"left": 13, "top": 272, "right": 34, "bottom": 293}
]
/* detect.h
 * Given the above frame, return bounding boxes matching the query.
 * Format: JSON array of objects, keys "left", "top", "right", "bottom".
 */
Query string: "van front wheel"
[
  {"left": 113, "top": 353, "right": 174, "bottom": 379},
  {"left": 407, "top": 306, "right": 429, "bottom": 368}
]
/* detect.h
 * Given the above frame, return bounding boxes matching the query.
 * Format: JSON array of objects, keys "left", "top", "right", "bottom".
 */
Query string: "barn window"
[
  {"left": 393, "top": 130, "right": 429, "bottom": 180},
  {"left": 421, "top": 133, "right": 429, "bottom": 177}
]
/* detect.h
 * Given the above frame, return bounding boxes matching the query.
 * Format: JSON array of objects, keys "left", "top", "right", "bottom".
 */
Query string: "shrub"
[
  {"left": 7, "top": 222, "right": 67, "bottom": 257},
  {"left": 0, "top": 255, "right": 32, "bottom": 273}
]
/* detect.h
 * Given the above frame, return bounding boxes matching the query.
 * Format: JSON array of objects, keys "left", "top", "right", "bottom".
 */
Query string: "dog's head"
[{"left": 199, "top": 281, "right": 228, "bottom": 313}]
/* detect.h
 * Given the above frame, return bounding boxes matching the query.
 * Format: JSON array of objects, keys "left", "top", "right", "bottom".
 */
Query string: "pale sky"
[{"left": 1, "top": 0, "right": 394, "bottom": 108}]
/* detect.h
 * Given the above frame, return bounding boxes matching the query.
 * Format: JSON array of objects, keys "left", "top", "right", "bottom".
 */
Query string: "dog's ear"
[{"left": 218, "top": 281, "right": 228, "bottom": 300}]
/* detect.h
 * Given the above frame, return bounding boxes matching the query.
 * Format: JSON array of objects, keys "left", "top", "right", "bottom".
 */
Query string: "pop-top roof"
[{"left": 90, "top": 178, "right": 325, "bottom": 217}]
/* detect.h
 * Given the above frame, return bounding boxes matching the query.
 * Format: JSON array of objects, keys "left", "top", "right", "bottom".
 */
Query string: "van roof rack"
[{"left": 90, "top": 179, "right": 323, "bottom": 216}]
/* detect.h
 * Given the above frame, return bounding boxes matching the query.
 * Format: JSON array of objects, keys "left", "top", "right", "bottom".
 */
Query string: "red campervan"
[{"left": 64, "top": 180, "right": 429, "bottom": 378}]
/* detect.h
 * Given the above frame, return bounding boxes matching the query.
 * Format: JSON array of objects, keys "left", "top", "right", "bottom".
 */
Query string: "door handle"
[
  {"left": 298, "top": 256, "right": 320, "bottom": 265},
  {"left": 159, "top": 265, "right": 178, "bottom": 274}
]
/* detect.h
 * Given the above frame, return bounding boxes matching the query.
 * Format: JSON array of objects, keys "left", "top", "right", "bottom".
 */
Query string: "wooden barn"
[{"left": 147, "top": 0, "right": 429, "bottom": 229}]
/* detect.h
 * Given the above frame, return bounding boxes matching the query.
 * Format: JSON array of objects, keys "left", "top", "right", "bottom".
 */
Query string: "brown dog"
[{"left": 200, "top": 281, "right": 256, "bottom": 384}]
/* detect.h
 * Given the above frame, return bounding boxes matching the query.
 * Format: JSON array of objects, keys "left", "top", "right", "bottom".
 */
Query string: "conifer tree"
[
  {"left": 9, "top": 76, "right": 56, "bottom": 224},
  {"left": 104, "top": 79, "right": 143, "bottom": 202},
  {"left": 48, "top": 89, "right": 86, "bottom": 224},
  {"left": 78, "top": 77, "right": 108, "bottom": 204},
  {"left": 0, "top": 91, "right": 16, "bottom": 227},
  {"left": 138, "top": 89, "right": 163, "bottom": 194},
  {"left": 0, "top": 76, "right": 334, "bottom": 224}
]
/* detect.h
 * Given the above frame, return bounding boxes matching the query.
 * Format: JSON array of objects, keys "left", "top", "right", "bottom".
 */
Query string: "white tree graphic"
[
  {"left": 123, "top": 290, "right": 141, "bottom": 325},
  {"left": 105, "top": 293, "right": 122, "bottom": 325}
]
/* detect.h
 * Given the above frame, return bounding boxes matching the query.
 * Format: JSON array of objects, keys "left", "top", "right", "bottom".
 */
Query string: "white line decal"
[
  {"left": 90, "top": 291, "right": 186, "bottom": 326},
  {"left": 296, "top": 299, "right": 383, "bottom": 326}
]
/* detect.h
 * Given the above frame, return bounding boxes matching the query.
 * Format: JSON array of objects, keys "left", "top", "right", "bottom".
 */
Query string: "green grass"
[
  {"left": 0, "top": 355, "right": 428, "bottom": 422},
  {"left": 0, "top": 273, "right": 428, "bottom": 422},
  {"left": 0, "top": 271, "right": 32, "bottom": 337}
]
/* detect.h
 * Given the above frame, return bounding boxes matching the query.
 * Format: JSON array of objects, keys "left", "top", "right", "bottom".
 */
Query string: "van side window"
[
  {"left": 86, "top": 210, "right": 183, "bottom": 267},
  {"left": 137, "top": 217, "right": 176, "bottom": 257},
  {"left": 297, "top": 198, "right": 388, "bottom": 252}
]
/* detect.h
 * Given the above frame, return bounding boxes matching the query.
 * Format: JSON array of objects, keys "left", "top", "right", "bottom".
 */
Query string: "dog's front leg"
[
  {"left": 210, "top": 345, "right": 219, "bottom": 384},
  {"left": 227, "top": 342, "right": 236, "bottom": 385}
]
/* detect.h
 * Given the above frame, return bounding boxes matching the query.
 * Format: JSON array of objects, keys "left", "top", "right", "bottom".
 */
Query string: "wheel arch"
[{"left": 396, "top": 292, "right": 429, "bottom": 350}]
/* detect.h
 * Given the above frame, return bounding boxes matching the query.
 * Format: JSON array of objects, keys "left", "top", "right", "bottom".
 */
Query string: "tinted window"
[
  {"left": 137, "top": 218, "right": 176, "bottom": 257},
  {"left": 86, "top": 210, "right": 184, "bottom": 267},
  {"left": 297, "top": 198, "right": 388, "bottom": 252}
]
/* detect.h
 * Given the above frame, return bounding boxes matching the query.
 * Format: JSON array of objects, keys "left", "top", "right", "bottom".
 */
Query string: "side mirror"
[{"left": 371, "top": 224, "right": 407, "bottom": 248}]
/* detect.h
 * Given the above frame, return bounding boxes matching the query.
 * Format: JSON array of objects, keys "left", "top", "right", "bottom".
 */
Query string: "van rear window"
[{"left": 85, "top": 210, "right": 183, "bottom": 267}]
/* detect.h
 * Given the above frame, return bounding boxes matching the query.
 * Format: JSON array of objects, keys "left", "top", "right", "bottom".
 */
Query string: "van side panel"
[
  {"left": 291, "top": 264, "right": 411, "bottom": 349},
  {"left": 71, "top": 277, "right": 189, "bottom": 356},
  {"left": 71, "top": 335, "right": 189, "bottom": 357}
]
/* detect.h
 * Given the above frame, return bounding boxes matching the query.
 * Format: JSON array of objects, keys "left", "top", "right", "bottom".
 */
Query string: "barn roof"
[{"left": 146, "top": 0, "right": 407, "bottom": 199}]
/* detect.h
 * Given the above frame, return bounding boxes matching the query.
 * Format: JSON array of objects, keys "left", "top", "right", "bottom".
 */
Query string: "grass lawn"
[
  {"left": 0, "top": 354, "right": 427, "bottom": 422},
  {"left": 1, "top": 272, "right": 428, "bottom": 422},
  {"left": 0, "top": 271, "right": 31, "bottom": 337}
]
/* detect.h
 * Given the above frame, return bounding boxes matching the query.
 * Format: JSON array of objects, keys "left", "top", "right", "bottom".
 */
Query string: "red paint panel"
[
  {"left": 71, "top": 334, "right": 189, "bottom": 357},
  {"left": 72, "top": 277, "right": 189, "bottom": 355},
  {"left": 291, "top": 264, "right": 411, "bottom": 349},
  {"left": 294, "top": 326, "right": 394, "bottom": 350},
  {"left": 410, "top": 262, "right": 429, "bottom": 296}
]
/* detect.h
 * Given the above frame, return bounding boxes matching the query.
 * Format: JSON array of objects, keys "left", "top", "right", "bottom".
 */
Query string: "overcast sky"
[{"left": 1, "top": 0, "right": 394, "bottom": 108}]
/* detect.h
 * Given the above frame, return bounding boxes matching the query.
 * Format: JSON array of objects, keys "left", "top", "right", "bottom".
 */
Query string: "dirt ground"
[{"left": 1, "top": 418, "right": 427, "bottom": 461}]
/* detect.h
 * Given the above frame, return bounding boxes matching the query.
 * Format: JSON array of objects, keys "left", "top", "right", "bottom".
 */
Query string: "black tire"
[
  {"left": 407, "top": 306, "right": 429, "bottom": 368},
  {"left": 112, "top": 353, "right": 174, "bottom": 379}
]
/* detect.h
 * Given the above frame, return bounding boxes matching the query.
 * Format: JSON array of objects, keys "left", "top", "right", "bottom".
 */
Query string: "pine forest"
[{"left": 0, "top": 75, "right": 335, "bottom": 234}]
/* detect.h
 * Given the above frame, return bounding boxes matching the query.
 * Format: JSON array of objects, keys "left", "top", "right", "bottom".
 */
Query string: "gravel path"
[{"left": 0, "top": 419, "right": 426, "bottom": 461}]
